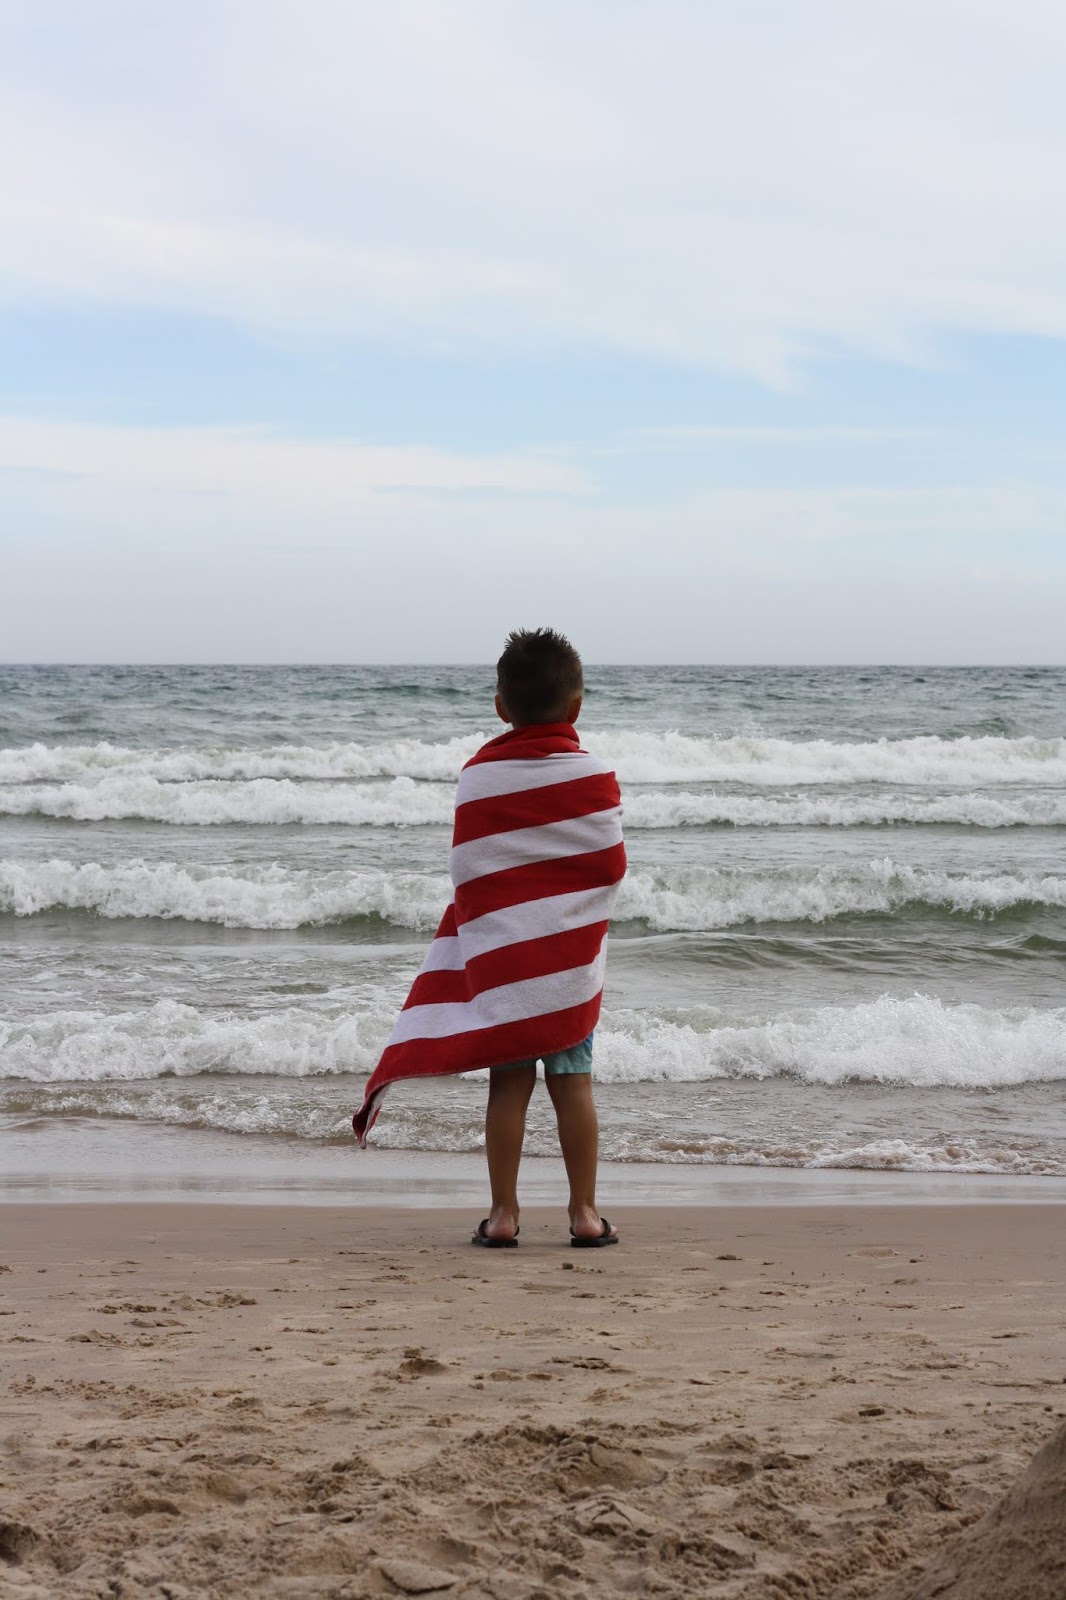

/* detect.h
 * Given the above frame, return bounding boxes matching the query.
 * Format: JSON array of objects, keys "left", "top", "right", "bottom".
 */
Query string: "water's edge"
[{"left": 5, "top": 1117, "right": 1066, "bottom": 1206}]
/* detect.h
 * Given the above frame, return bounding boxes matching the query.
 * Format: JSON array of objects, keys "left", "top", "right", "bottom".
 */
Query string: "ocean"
[{"left": 2, "top": 663, "right": 1064, "bottom": 1194}]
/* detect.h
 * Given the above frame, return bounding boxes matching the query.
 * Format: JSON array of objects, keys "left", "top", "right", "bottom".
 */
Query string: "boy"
[{"left": 353, "top": 628, "right": 626, "bottom": 1248}]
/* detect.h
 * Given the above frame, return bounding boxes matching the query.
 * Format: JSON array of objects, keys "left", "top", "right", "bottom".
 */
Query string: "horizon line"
[{"left": 3, "top": 661, "right": 1063, "bottom": 672}]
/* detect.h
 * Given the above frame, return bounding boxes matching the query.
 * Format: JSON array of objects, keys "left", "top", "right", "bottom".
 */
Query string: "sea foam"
[
  {"left": 614, "top": 861, "right": 1066, "bottom": 929},
  {"left": 3, "top": 776, "right": 1064, "bottom": 828},
  {"left": 0, "top": 996, "right": 395, "bottom": 1083},
  {"left": 0, "top": 858, "right": 451, "bottom": 930},
  {"left": 5, "top": 1082, "right": 1062, "bottom": 1174},
  {"left": 3, "top": 730, "right": 1064, "bottom": 788},
  {"left": 3, "top": 857, "right": 1064, "bottom": 931},
  {"left": 593, "top": 996, "right": 1066, "bottom": 1089},
  {"left": 2, "top": 993, "right": 1062, "bottom": 1091},
  {"left": 0, "top": 775, "right": 455, "bottom": 827}
]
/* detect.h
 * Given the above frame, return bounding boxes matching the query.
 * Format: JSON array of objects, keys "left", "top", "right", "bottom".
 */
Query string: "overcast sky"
[{"left": 3, "top": 1, "right": 1065, "bottom": 662}]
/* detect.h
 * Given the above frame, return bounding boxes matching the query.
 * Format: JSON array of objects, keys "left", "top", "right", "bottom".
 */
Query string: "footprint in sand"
[{"left": 0, "top": 1518, "right": 39, "bottom": 1563}]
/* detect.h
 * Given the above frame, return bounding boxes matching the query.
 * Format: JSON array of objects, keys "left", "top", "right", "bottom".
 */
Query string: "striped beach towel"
[{"left": 353, "top": 721, "right": 626, "bottom": 1145}]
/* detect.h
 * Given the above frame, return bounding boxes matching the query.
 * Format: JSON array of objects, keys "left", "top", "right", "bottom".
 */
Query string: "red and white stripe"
[{"left": 353, "top": 722, "right": 626, "bottom": 1145}]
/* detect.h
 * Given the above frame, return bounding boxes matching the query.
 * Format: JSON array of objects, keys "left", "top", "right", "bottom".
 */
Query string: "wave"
[
  {"left": 0, "top": 775, "right": 457, "bottom": 827},
  {"left": 4, "top": 774, "right": 1066, "bottom": 828},
  {"left": 635, "top": 1136, "right": 1066, "bottom": 1177},
  {"left": 5, "top": 1086, "right": 1064, "bottom": 1175},
  {"left": 0, "top": 738, "right": 483, "bottom": 785},
  {"left": 3, "top": 730, "right": 1065, "bottom": 789},
  {"left": 594, "top": 997, "right": 1066, "bottom": 1089},
  {"left": 2, "top": 994, "right": 1063, "bottom": 1092},
  {"left": 615, "top": 862, "right": 1066, "bottom": 930},
  {"left": 4, "top": 857, "right": 1065, "bottom": 932},
  {"left": 0, "top": 858, "right": 451, "bottom": 931},
  {"left": 0, "top": 996, "right": 395, "bottom": 1084},
  {"left": 625, "top": 792, "right": 1066, "bottom": 829},
  {"left": 594, "top": 731, "right": 1066, "bottom": 787}
]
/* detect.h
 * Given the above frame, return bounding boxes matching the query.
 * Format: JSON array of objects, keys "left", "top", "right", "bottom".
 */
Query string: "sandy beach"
[{"left": 2, "top": 1201, "right": 1065, "bottom": 1599}]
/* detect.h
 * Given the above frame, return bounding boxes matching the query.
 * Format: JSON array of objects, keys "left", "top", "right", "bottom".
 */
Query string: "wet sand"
[{"left": 2, "top": 1202, "right": 1065, "bottom": 1597}]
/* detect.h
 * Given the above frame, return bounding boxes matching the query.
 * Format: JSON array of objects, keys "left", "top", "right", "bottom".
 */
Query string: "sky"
[{"left": 3, "top": 0, "right": 1066, "bottom": 663}]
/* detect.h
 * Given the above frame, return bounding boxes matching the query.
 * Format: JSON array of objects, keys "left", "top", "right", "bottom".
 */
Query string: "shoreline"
[
  {"left": 4, "top": 1201, "right": 1065, "bottom": 1596},
  {"left": 5, "top": 1115, "right": 1066, "bottom": 1206}
]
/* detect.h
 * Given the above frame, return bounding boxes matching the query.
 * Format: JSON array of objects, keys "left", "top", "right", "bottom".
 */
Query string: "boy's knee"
[{"left": 546, "top": 1070, "right": 594, "bottom": 1108}]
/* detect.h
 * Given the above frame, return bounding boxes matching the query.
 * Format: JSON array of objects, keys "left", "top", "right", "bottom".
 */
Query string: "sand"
[
  {"left": 874, "top": 1416, "right": 1066, "bottom": 1600},
  {"left": 2, "top": 1202, "right": 1065, "bottom": 1599}
]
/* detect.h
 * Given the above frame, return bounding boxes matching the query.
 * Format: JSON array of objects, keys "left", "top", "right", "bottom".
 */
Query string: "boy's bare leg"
[
  {"left": 545, "top": 1073, "right": 619, "bottom": 1241},
  {"left": 483, "top": 1065, "right": 536, "bottom": 1240}
]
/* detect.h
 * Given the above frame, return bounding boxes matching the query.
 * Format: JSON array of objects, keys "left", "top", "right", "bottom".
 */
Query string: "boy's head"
[{"left": 495, "top": 627, "right": 584, "bottom": 727}]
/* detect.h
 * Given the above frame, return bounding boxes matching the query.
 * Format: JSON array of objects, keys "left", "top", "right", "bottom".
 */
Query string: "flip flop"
[
  {"left": 471, "top": 1219, "right": 519, "bottom": 1249},
  {"left": 570, "top": 1217, "right": 619, "bottom": 1248}
]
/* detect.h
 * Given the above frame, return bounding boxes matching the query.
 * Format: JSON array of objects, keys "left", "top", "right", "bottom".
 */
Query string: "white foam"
[
  {"left": 592, "top": 730, "right": 1066, "bottom": 787},
  {"left": 623, "top": 791, "right": 1066, "bottom": 828},
  {"left": 0, "top": 738, "right": 483, "bottom": 785},
  {"left": 638, "top": 1135, "right": 1065, "bottom": 1176},
  {"left": 4, "top": 856, "right": 1063, "bottom": 931},
  {"left": 4, "top": 777, "right": 1064, "bottom": 829},
  {"left": 4, "top": 1083, "right": 363, "bottom": 1144},
  {"left": 0, "top": 858, "right": 450, "bottom": 930},
  {"left": 3, "top": 730, "right": 1065, "bottom": 790},
  {"left": 0, "top": 997, "right": 396, "bottom": 1084},
  {"left": 0, "top": 775, "right": 456, "bottom": 827},
  {"left": 593, "top": 995, "right": 1066, "bottom": 1090},
  {"left": 806, "top": 1138, "right": 1048, "bottom": 1175},
  {"left": 615, "top": 861, "right": 1066, "bottom": 929},
  {"left": 2, "top": 993, "right": 1062, "bottom": 1092},
  {"left": 8, "top": 1087, "right": 1062, "bottom": 1175}
]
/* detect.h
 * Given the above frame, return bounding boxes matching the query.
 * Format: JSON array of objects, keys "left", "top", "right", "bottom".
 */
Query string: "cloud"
[
  {"left": 0, "top": 417, "right": 587, "bottom": 524},
  {"left": 4, "top": 2, "right": 1066, "bottom": 381},
  {"left": 622, "top": 426, "right": 932, "bottom": 449},
  {"left": 10, "top": 414, "right": 1061, "bottom": 554},
  {"left": 3, "top": 7, "right": 1064, "bottom": 664},
  {"left": 4, "top": 412, "right": 1064, "bottom": 662}
]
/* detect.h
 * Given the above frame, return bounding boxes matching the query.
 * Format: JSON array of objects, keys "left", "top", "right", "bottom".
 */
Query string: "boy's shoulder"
[
  {"left": 464, "top": 721, "right": 607, "bottom": 770},
  {"left": 456, "top": 727, "right": 617, "bottom": 808}
]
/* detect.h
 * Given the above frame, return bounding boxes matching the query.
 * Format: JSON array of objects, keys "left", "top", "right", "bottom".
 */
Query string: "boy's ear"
[
  {"left": 494, "top": 693, "right": 511, "bottom": 725},
  {"left": 565, "top": 694, "right": 583, "bottom": 724}
]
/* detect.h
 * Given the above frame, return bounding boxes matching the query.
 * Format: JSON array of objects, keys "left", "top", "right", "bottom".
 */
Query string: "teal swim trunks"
[{"left": 497, "top": 1032, "right": 594, "bottom": 1076}]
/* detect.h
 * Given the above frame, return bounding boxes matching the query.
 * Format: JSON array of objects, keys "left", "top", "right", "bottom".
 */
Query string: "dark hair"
[{"left": 496, "top": 627, "right": 584, "bottom": 725}]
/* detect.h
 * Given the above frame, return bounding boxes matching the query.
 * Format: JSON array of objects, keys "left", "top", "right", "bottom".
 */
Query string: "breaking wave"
[
  {"left": 3, "top": 775, "right": 1065, "bottom": 828},
  {"left": 4, "top": 857, "right": 1064, "bottom": 932},
  {"left": 593, "top": 996, "right": 1066, "bottom": 1090},
  {"left": 0, "top": 858, "right": 451, "bottom": 931},
  {"left": 3, "top": 730, "right": 1064, "bottom": 789},
  {"left": 2, "top": 994, "right": 1063, "bottom": 1092}
]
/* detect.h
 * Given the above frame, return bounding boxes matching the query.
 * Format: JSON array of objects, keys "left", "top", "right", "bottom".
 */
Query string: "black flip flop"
[
  {"left": 570, "top": 1217, "right": 619, "bottom": 1248},
  {"left": 471, "top": 1219, "right": 519, "bottom": 1249}
]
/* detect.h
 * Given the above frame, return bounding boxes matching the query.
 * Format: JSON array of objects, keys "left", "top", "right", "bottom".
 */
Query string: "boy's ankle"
[
  {"left": 486, "top": 1204, "right": 520, "bottom": 1238},
  {"left": 568, "top": 1202, "right": 601, "bottom": 1231}
]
